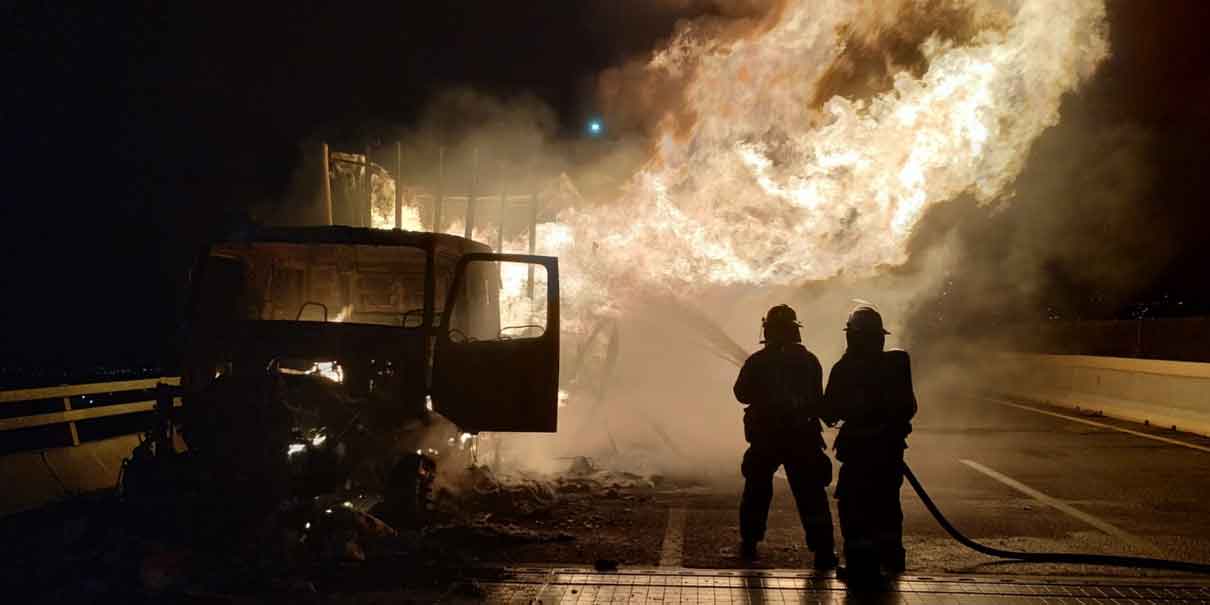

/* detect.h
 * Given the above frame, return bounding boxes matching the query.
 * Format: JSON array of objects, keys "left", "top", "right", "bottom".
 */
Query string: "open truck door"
[{"left": 432, "top": 253, "right": 559, "bottom": 433}]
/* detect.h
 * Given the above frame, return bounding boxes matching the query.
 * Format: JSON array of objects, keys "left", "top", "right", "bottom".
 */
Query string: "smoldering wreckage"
[
  {"left": 0, "top": 108, "right": 710, "bottom": 595},
  {"left": 7, "top": 139, "right": 715, "bottom": 597},
  {"left": 19, "top": 225, "right": 676, "bottom": 596}
]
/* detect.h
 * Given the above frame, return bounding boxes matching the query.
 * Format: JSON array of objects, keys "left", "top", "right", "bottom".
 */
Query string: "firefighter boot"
[{"left": 881, "top": 546, "right": 906, "bottom": 574}]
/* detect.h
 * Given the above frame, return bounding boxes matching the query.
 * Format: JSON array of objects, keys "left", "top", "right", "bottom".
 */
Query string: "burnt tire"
[{"left": 372, "top": 453, "right": 436, "bottom": 528}]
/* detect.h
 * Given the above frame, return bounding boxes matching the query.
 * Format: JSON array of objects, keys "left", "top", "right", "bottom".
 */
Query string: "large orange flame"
[
  {"left": 369, "top": 1, "right": 1109, "bottom": 350},
  {"left": 553, "top": 0, "right": 1108, "bottom": 320}
]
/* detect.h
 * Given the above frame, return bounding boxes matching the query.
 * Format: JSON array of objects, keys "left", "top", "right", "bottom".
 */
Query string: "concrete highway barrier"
[
  {"left": 0, "top": 434, "right": 138, "bottom": 517},
  {"left": 992, "top": 354, "right": 1210, "bottom": 437},
  {"left": 0, "top": 378, "right": 179, "bottom": 516}
]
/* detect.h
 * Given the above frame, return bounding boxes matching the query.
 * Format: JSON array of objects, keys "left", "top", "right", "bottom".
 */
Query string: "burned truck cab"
[{"left": 174, "top": 226, "right": 558, "bottom": 508}]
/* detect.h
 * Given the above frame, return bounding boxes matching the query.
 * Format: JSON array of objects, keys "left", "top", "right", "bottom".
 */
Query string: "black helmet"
[
  {"left": 764, "top": 304, "right": 802, "bottom": 328},
  {"left": 762, "top": 304, "right": 802, "bottom": 344},
  {"left": 844, "top": 305, "right": 890, "bottom": 335}
]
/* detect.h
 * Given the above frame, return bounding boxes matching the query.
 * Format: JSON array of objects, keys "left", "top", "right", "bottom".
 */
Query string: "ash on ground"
[{"left": 1, "top": 457, "right": 676, "bottom": 601}]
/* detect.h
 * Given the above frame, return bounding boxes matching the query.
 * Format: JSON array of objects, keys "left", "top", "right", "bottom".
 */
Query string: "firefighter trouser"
[
  {"left": 739, "top": 443, "right": 834, "bottom": 553},
  {"left": 835, "top": 456, "right": 905, "bottom": 571}
]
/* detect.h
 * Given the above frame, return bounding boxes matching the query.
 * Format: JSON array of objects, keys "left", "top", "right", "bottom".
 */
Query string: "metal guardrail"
[{"left": 0, "top": 377, "right": 181, "bottom": 446}]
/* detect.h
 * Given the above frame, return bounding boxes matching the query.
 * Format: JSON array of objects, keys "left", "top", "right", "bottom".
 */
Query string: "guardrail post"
[
  {"left": 62, "top": 396, "right": 80, "bottom": 446},
  {"left": 154, "top": 383, "right": 174, "bottom": 454}
]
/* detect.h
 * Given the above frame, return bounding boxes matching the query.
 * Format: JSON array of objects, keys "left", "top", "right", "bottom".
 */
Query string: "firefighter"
[
  {"left": 734, "top": 304, "right": 838, "bottom": 568},
  {"left": 823, "top": 305, "right": 917, "bottom": 581}
]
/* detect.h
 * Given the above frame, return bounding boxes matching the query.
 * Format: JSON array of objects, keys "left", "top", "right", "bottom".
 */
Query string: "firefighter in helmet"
[
  {"left": 733, "top": 304, "right": 838, "bottom": 568},
  {"left": 822, "top": 305, "right": 917, "bottom": 581}
]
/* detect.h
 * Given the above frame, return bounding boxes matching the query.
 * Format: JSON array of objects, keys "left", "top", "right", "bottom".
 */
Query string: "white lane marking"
[
  {"left": 983, "top": 397, "right": 1210, "bottom": 454},
  {"left": 90, "top": 450, "right": 110, "bottom": 476},
  {"left": 531, "top": 568, "right": 558, "bottom": 602},
  {"left": 959, "top": 459, "right": 1156, "bottom": 554},
  {"left": 658, "top": 506, "right": 687, "bottom": 567}
]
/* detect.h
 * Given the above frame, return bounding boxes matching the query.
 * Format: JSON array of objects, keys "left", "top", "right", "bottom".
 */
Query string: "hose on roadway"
[
  {"left": 902, "top": 462, "right": 1210, "bottom": 574},
  {"left": 673, "top": 301, "right": 1210, "bottom": 574}
]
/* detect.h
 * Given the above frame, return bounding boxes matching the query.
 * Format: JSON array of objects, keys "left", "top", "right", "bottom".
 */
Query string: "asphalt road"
[
  {"left": 664, "top": 395, "right": 1210, "bottom": 576},
  {"left": 471, "top": 394, "right": 1210, "bottom": 578}
]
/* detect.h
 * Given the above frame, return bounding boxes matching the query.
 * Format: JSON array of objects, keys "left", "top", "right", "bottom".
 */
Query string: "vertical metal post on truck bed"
[
  {"left": 527, "top": 190, "right": 539, "bottom": 298},
  {"left": 465, "top": 147, "right": 478, "bottom": 240},
  {"left": 395, "top": 141, "right": 403, "bottom": 230},
  {"left": 497, "top": 161, "right": 507, "bottom": 252},
  {"left": 322, "top": 143, "right": 333, "bottom": 226},
  {"left": 434, "top": 147, "right": 445, "bottom": 232},
  {"left": 364, "top": 145, "right": 374, "bottom": 228}
]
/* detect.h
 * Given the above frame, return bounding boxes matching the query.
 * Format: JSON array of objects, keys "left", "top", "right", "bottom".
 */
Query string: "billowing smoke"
[
  {"left": 286, "top": 1, "right": 1131, "bottom": 478},
  {"left": 478, "top": 0, "right": 1120, "bottom": 477}
]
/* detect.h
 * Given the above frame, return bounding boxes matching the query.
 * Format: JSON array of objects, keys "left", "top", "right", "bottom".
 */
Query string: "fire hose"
[
  {"left": 665, "top": 296, "right": 1210, "bottom": 574},
  {"left": 677, "top": 302, "right": 1210, "bottom": 575},
  {"left": 902, "top": 461, "right": 1210, "bottom": 574}
]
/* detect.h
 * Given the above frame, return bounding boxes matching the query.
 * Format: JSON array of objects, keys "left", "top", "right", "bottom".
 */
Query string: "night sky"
[{"left": 5, "top": 1, "right": 1210, "bottom": 376}]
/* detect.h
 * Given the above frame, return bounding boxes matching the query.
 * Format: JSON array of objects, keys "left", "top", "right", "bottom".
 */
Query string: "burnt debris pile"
[{"left": 3, "top": 453, "right": 668, "bottom": 600}]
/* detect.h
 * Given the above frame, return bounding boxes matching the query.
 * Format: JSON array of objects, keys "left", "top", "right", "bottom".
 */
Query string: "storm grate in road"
[{"left": 410, "top": 567, "right": 1210, "bottom": 603}]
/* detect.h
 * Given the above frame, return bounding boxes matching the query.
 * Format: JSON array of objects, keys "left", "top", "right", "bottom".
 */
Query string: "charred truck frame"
[{"left": 123, "top": 225, "right": 559, "bottom": 530}]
